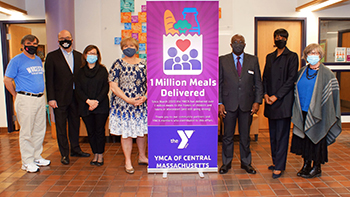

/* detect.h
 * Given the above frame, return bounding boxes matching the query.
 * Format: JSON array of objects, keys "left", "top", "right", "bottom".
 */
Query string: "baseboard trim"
[
  {"left": 342, "top": 123, "right": 350, "bottom": 129},
  {"left": 0, "top": 127, "right": 8, "bottom": 133}
]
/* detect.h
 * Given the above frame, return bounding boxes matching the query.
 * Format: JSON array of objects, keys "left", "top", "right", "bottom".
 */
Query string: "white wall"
[
  {"left": 75, "top": 0, "right": 147, "bottom": 69},
  {"left": 0, "top": 0, "right": 45, "bottom": 20},
  {"left": 1, "top": 0, "right": 350, "bottom": 127}
]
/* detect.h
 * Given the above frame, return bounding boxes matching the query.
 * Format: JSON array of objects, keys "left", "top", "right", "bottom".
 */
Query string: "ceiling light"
[
  {"left": 296, "top": 0, "right": 348, "bottom": 12},
  {"left": 0, "top": 1, "right": 27, "bottom": 16}
]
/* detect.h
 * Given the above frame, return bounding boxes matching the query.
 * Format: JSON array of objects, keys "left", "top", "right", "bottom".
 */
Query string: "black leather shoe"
[
  {"left": 61, "top": 156, "right": 70, "bottom": 165},
  {"left": 241, "top": 164, "right": 256, "bottom": 174},
  {"left": 96, "top": 159, "right": 104, "bottom": 167},
  {"left": 71, "top": 151, "right": 90, "bottom": 157},
  {"left": 301, "top": 164, "right": 321, "bottom": 178},
  {"left": 272, "top": 171, "right": 283, "bottom": 179},
  {"left": 268, "top": 165, "right": 275, "bottom": 171},
  {"left": 297, "top": 160, "right": 312, "bottom": 177},
  {"left": 219, "top": 164, "right": 231, "bottom": 174}
]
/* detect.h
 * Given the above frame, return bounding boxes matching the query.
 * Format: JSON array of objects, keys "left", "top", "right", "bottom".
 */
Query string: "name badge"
[
  {"left": 248, "top": 70, "right": 254, "bottom": 75},
  {"left": 139, "top": 65, "right": 145, "bottom": 68}
]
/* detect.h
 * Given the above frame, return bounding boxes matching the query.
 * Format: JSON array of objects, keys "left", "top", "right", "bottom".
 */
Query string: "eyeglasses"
[
  {"left": 232, "top": 41, "right": 244, "bottom": 44},
  {"left": 58, "top": 37, "right": 72, "bottom": 41},
  {"left": 87, "top": 53, "right": 97, "bottom": 55},
  {"left": 308, "top": 51, "right": 319, "bottom": 55},
  {"left": 275, "top": 35, "right": 287, "bottom": 41},
  {"left": 24, "top": 41, "right": 38, "bottom": 46}
]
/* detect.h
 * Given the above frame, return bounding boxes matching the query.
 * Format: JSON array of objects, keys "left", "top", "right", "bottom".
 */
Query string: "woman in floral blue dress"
[{"left": 109, "top": 37, "right": 148, "bottom": 174}]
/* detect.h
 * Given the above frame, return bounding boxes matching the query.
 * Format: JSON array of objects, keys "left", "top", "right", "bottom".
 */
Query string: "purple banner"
[
  {"left": 147, "top": 0, "right": 218, "bottom": 173},
  {"left": 148, "top": 126, "right": 217, "bottom": 171}
]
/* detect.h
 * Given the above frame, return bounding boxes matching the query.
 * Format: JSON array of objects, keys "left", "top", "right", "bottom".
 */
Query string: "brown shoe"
[{"left": 125, "top": 166, "right": 135, "bottom": 174}]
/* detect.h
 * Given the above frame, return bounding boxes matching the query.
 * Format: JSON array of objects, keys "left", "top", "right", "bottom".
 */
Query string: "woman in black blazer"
[
  {"left": 263, "top": 29, "right": 299, "bottom": 178},
  {"left": 76, "top": 45, "right": 109, "bottom": 166}
]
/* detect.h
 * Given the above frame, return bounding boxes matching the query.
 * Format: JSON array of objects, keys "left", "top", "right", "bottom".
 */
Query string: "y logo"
[{"left": 177, "top": 130, "right": 194, "bottom": 149}]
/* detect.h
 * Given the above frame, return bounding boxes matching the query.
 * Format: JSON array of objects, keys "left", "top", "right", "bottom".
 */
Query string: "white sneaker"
[
  {"left": 34, "top": 158, "right": 51, "bottom": 166},
  {"left": 21, "top": 163, "right": 39, "bottom": 173}
]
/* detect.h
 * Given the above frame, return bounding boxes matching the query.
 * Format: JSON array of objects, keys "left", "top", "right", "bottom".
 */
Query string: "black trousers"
[
  {"left": 268, "top": 117, "right": 291, "bottom": 171},
  {"left": 222, "top": 108, "right": 252, "bottom": 166},
  {"left": 82, "top": 113, "right": 108, "bottom": 154},
  {"left": 54, "top": 97, "right": 81, "bottom": 157}
]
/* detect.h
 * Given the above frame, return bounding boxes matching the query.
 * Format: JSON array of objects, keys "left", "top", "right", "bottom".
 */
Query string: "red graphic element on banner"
[{"left": 176, "top": 39, "right": 191, "bottom": 52}]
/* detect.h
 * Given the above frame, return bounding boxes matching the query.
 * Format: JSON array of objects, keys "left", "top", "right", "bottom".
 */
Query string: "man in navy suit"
[
  {"left": 219, "top": 34, "right": 263, "bottom": 174},
  {"left": 45, "top": 30, "right": 90, "bottom": 165}
]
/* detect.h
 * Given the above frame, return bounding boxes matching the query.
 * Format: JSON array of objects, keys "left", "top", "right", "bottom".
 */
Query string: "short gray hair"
[{"left": 302, "top": 43, "right": 325, "bottom": 61}]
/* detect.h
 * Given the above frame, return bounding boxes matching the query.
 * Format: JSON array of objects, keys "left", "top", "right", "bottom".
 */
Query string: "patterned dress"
[{"left": 109, "top": 58, "right": 147, "bottom": 138}]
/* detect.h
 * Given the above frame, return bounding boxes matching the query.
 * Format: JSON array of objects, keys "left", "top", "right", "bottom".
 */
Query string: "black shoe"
[
  {"left": 268, "top": 165, "right": 275, "bottom": 171},
  {"left": 90, "top": 160, "right": 97, "bottom": 166},
  {"left": 71, "top": 151, "right": 90, "bottom": 157},
  {"left": 96, "top": 159, "right": 104, "bottom": 167},
  {"left": 138, "top": 159, "right": 148, "bottom": 165},
  {"left": 272, "top": 171, "right": 283, "bottom": 179},
  {"left": 301, "top": 164, "right": 321, "bottom": 178},
  {"left": 241, "top": 164, "right": 256, "bottom": 174},
  {"left": 297, "top": 160, "right": 312, "bottom": 177},
  {"left": 61, "top": 156, "right": 70, "bottom": 165},
  {"left": 219, "top": 164, "right": 231, "bottom": 174}
]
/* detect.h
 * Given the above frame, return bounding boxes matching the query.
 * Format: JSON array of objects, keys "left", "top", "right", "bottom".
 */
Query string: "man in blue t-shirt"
[{"left": 4, "top": 34, "right": 50, "bottom": 173}]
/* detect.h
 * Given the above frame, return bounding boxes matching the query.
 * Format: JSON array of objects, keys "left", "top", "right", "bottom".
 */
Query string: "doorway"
[
  {"left": 1, "top": 20, "right": 46, "bottom": 133},
  {"left": 255, "top": 17, "right": 306, "bottom": 130}
]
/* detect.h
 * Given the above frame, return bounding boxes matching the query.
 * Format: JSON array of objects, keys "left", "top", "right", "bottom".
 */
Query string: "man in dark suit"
[
  {"left": 219, "top": 34, "right": 263, "bottom": 174},
  {"left": 45, "top": 30, "right": 90, "bottom": 165}
]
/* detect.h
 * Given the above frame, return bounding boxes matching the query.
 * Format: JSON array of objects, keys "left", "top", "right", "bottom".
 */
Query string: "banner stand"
[{"left": 147, "top": 0, "right": 219, "bottom": 175}]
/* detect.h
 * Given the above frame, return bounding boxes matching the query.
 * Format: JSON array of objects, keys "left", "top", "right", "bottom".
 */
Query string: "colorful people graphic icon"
[
  {"left": 189, "top": 49, "right": 201, "bottom": 70},
  {"left": 164, "top": 47, "right": 177, "bottom": 70},
  {"left": 174, "top": 56, "right": 182, "bottom": 70},
  {"left": 182, "top": 54, "right": 191, "bottom": 70}
]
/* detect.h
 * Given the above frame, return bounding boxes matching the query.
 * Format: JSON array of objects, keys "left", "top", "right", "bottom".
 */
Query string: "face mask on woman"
[
  {"left": 274, "top": 39, "right": 287, "bottom": 49},
  {"left": 123, "top": 48, "right": 137, "bottom": 57},
  {"left": 307, "top": 55, "right": 320, "bottom": 66},
  {"left": 86, "top": 55, "right": 98, "bottom": 64}
]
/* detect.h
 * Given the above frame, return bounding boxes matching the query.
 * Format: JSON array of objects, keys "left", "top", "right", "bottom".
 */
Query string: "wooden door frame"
[
  {"left": 318, "top": 17, "right": 350, "bottom": 46},
  {"left": 254, "top": 17, "right": 307, "bottom": 61},
  {"left": 319, "top": 17, "right": 350, "bottom": 116},
  {"left": 338, "top": 29, "right": 350, "bottom": 47},
  {"left": 1, "top": 20, "right": 45, "bottom": 133}
]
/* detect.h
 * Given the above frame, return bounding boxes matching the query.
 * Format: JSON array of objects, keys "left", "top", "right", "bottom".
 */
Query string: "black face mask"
[
  {"left": 274, "top": 39, "right": 286, "bottom": 49},
  {"left": 59, "top": 39, "right": 72, "bottom": 49},
  {"left": 24, "top": 45, "right": 38, "bottom": 55},
  {"left": 231, "top": 43, "right": 245, "bottom": 55}
]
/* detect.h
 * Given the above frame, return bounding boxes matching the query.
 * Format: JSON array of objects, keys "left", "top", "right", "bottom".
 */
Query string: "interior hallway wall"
[{"left": 1, "top": 0, "right": 350, "bottom": 127}]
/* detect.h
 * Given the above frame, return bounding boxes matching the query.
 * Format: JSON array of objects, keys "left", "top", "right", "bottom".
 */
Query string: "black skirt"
[
  {"left": 290, "top": 134, "right": 328, "bottom": 164},
  {"left": 290, "top": 111, "right": 328, "bottom": 164}
]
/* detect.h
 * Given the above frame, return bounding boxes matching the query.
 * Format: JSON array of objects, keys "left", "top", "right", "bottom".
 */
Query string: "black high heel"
[
  {"left": 90, "top": 160, "right": 97, "bottom": 166},
  {"left": 96, "top": 158, "right": 104, "bottom": 166}
]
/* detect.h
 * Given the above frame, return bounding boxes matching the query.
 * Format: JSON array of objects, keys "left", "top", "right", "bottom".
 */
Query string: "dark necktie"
[{"left": 236, "top": 56, "right": 242, "bottom": 77}]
